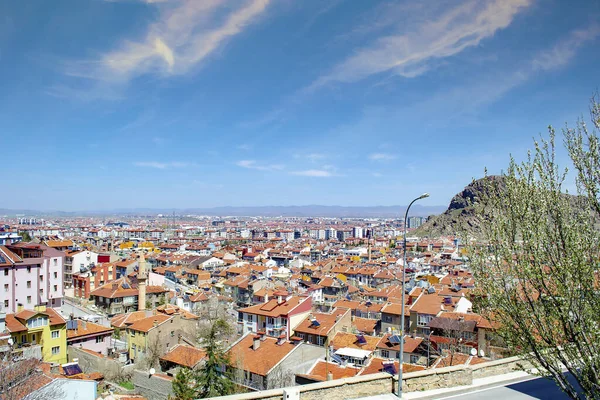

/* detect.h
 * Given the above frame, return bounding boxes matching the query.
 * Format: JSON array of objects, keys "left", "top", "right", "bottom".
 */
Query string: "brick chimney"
[{"left": 253, "top": 335, "right": 261, "bottom": 350}]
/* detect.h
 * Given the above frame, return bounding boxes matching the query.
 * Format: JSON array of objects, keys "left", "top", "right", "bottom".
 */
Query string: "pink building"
[
  {"left": 0, "top": 243, "right": 64, "bottom": 314},
  {"left": 66, "top": 319, "right": 114, "bottom": 356}
]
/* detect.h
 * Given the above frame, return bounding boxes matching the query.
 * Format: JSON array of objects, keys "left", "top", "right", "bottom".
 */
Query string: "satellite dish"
[
  {"left": 149, "top": 368, "right": 156, "bottom": 375},
  {"left": 479, "top": 349, "right": 485, "bottom": 358},
  {"left": 470, "top": 348, "right": 477, "bottom": 356}
]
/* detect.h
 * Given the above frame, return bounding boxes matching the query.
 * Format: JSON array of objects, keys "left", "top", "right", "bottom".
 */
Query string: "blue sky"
[{"left": 1, "top": 0, "right": 599, "bottom": 211}]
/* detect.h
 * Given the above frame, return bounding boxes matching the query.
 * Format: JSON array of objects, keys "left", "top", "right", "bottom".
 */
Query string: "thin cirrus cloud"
[
  {"left": 236, "top": 160, "right": 284, "bottom": 171},
  {"left": 290, "top": 169, "right": 334, "bottom": 177},
  {"left": 66, "top": 0, "right": 270, "bottom": 84},
  {"left": 133, "top": 161, "right": 195, "bottom": 169},
  {"left": 369, "top": 153, "right": 397, "bottom": 161},
  {"left": 307, "top": 0, "right": 532, "bottom": 91}
]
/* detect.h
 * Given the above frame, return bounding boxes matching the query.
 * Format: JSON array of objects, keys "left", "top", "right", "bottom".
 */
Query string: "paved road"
[
  {"left": 62, "top": 298, "right": 110, "bottom": 326},
  {"left": 437, "top": 376, "right": 571, "bottom": 400}
]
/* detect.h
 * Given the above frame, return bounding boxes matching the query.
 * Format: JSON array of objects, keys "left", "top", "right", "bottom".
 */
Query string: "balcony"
[{"left": 12, "top": 344, "right": 43, "bottom": 360}]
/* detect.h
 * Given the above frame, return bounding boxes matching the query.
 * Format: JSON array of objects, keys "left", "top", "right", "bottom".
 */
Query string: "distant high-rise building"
[{"left": 407, "top": 216, "right": 425, "bottom": 229}]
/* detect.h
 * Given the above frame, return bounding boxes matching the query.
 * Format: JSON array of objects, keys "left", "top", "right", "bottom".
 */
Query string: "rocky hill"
[{"left": 414, "top": 176, "right": 505, "bottom": 237}]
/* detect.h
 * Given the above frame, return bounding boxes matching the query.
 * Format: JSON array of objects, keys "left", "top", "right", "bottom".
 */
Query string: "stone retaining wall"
[{"left": 208, "top": 356, "right": 530, "bottom": 400}]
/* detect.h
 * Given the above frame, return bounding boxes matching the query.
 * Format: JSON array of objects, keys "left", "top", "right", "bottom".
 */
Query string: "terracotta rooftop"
[
  {"left": 359, "top": 357, "right": 425, "bottom": 376},
  {"left": 238, "top": 296, "right": 308, "bottom": 318},
  {"left": 299, "top": 360, "right": 360, "bottom": 381},
  {"left": 66, "top": 320, "right": 114, "bottom": 339},
  {"left": 127, "top": 314, "right": 171, "bottom": 333},
  {"left": 293, "top": 308, "right": 349, "bottom": 336},
  {"left": 159, "top": 344, "right": 207, "bottom": 368},
  {"left": 352, "top": 317, "right": 378, "bottom": 334},
  {"left": 227, "top": 334, "right": 297, "bottom": 376},
  {"left": 330, "top": 332, "right": 379, "bottom": 352}
]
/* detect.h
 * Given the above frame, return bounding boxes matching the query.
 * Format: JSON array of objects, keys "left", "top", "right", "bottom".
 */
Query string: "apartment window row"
[
  {"left": 27, "top": 316, "right": 48, "bottom": 328},
  {"left": 417, "top": 314, "right": 433, "bottom": 327}
]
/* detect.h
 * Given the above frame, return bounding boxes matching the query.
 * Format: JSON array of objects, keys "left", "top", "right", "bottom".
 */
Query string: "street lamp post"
[{"left": 397, "top": 193, "right": 429, "bottom": 398}]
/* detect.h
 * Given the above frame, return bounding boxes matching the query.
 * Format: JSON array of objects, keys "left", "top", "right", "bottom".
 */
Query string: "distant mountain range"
[{"left": 0, "top": 204, "right": 447, "bottom": 218}]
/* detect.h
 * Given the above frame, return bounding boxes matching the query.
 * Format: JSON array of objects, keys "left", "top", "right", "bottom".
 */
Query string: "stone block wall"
[{"left": 206, "top": 356, "right": 530, "bottom": 400}]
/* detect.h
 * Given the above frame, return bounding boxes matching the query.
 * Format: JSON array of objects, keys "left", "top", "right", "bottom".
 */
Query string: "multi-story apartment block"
[
  {"left": 238, "top": 293, "right": 312, "bottom": 340},
  {"left": 64, "top": 249, "right": 98, "bottom": 288},
  {"left": 4, "top": 305, "right": 68, "bottom": 364},
  {"left": 0, "top": 243, "right": 64, "bottom": 314}
]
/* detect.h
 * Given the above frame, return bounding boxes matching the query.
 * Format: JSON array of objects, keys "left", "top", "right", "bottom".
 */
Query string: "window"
[
  {"left": 410, "top": 355, "right": 420, "bottom": 364},
  {"left": 27, "top": 296, "right": 32, "bottom": 304},
  {"left": 171, "top": 331, "right": 175, "bottom": 337},
  {"left": 40, "top": 275, "right": 43, "bottom": 282},
  {"left": 27, "top": 266, "right": 31, "bottom": 273},
  {"left": 96, "top": 336, "right": 103, "bottom": 343},
  {"left": 4, "top": 300, "right": 8, "bottom": 308},
  {"left": 54, "top": 259, "right": 58, "bottom": 266},
  {"left": 52, "top": 346, "right": 60, "bottom": 355},
  {"left": 53, "top": 272, "right": 58, "bottom": 279},
  {"left": 4, "top": 284, "right": 8, "bottom": 292},
  {"left": 458, "top": 344, "right": 473, "bottom": 355},
  {"left": 317, "top": 336, "right": 325, "bottom": 346},
  {"left": 27, "top": 281, "right": 32, "bottom": 288},
  {"left": 383, "top": 315, "right": 393, "bottom": 323},
  {"left": 54, "top": 285, "right": 58, "bottom": 292},
  {"left": 27, "top": 316, "right": 48, "bottom": 328},
  {"left": 381, "top": 349, "right": 390, "bottom": 358},
  {"left": 246, "top": 314, "right": 252, "bottom": 322},
  {"left": 267, "top": 317, "right": 274, "bottom": 325},
  {"left": 51, "top": 330, "right": 60, "bottom": 339},
  {"left": 298, "top": 333, "right": 305, "bottom": 340},
  {"left": 40, "top": 289, "right": 43, "bottom": 295},
  {"left": 417, "top": 314, "right": 433, "bottom": 327},
  {"left": 3, "top": 269, "right": 8, "bottom": 276}
]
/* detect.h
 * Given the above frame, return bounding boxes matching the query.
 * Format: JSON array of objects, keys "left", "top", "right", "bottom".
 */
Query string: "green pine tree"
[
  {"left": 195, "top": 319, "right": 235, "bottom": 398},
  {"left": 171, "top": 367, "right": 198, "bottom": 400}
]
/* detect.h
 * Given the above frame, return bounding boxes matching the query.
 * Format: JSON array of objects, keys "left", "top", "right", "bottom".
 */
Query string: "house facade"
[{"left": 0, "top": 244, "right": 64, "bottom": 314}]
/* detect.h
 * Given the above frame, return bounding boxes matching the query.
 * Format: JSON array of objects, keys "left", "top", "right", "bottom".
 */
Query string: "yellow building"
[{"left": 5, "top": 305, "right": 68, "bottom": 364}]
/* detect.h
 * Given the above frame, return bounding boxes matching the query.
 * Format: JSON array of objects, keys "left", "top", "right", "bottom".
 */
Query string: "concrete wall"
[
  {"left": 132, "top": 369, "right": 174, "bottom": 400},
  {"left": 68, "top": 345, "right": 123, "bottom": 377},
  {"left": 267, "top": 343, "right": 325, "bottom": 389},
  {"left": 207, "top": 355, "right": 531, "bottom": 400}
]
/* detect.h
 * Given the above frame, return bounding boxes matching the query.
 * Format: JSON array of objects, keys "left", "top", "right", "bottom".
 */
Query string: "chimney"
[
  {"left": 153, "top": 320, "right": 159, "bottom": 328},
  {"left": 278, "top": 295, "right": 284, "bottom": 304},
  {"left": 81, "top": 320, "right": 87, "bottom": 330},
  {"left": 50, "top": 363, "right": 60, "bottom": 375},
  {"left": 253, "top": 336, "right": 261, "bottom": 350},
  {"left": 276, "top": 336, "right": 286, "bottom": 346},
  {"left": 327, "top": 372, "right": 333, "bottom": 381}
]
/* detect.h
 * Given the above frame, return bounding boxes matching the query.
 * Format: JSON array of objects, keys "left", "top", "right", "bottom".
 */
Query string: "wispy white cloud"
[
  {"left": 63, "top": 0, "right": 270, "bottom": 88},
  {"left": 236, "top": 160, "right": 284, "bottom": 171},
  {"left": 294, "top": 152, "right": 326, "bottom": 162},
  {"left": 133, "top": 161, "right": 195, "bottom": 169},
  {"left": 531, "top": 24, "right": 600, "bottom": 72},
  {"left": 290, "top": 169, "right": 334, "bottom": 177},
  {"left": 237, "top": 144, "right": 252, "bottom": 151},
  {"left": 369, "top": 153, "right": 397, "bottom": 161},
  {"left": 307, "top": 0, "right": 531, "bottom": 91}
]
